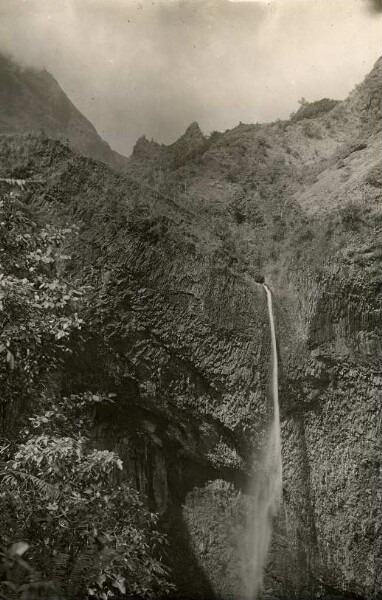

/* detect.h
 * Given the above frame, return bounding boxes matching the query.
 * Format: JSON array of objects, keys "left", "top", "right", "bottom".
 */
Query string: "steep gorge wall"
[
  {"left": 66, "top": 198, "right": 278, "bottom": 598},
  {"left": 151, "top": 60, "right": 381, "bottom": 599},
  {"left": 265, "top": 204, "right": 381, "bottom": 598},
  {"left": 0, "top": 135, "right": 276, "bottom": 595},
  {"left": 0, "top": 57, "right": 381, "bottom": 600}
]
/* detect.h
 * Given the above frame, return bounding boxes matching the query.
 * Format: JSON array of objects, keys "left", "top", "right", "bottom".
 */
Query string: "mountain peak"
[
  {"left": 0, "top": 52, "right": 127, "bottom": 169},
  {"left": 167, "top": 121, "right": 206, "bottom": 167},
  {"left": 178, "top": 121, "right": 205, "bottom": 143},
  {"left": 132, "top": 135, "right": 162, "bottom": 157}
]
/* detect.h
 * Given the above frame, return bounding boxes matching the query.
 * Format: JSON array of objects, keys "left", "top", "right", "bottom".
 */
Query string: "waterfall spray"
[{"left": 243, "top": 284, "right": 283, "bottom": 600}]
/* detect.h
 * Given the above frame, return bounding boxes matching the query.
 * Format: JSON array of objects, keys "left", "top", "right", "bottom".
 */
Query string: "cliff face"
[
  {"left": 264, "top": 60, "right": 381, "bottom": 600},
  {"left": 0, "top": 57, "right": 380, "bottom": 599},
  {"left": 121, "top": 56, "right": 382, "bottom": 599},
  {"left": 0, "top": 133, "right": 274, "bottom": 596}
]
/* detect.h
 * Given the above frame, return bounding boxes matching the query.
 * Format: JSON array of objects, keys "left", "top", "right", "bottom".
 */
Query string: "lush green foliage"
[
  {"left": 0, "top": 393, "right": 174, "bottom": 600},
  {"left": 0, "top": 190, "right": 174, "bottom": 599},
  {"left": 0, "top": 192, "right": 85, "bottom": 432}
]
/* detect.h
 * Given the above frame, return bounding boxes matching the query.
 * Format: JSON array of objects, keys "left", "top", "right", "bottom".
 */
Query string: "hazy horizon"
[{"left": 0, "top": 0, "right": 381, "bottom": 155}]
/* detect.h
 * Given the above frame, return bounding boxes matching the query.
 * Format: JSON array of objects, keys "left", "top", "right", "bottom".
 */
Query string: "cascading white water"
[{"left": 242, "top": 284, "right": 283, "bottom": 600}]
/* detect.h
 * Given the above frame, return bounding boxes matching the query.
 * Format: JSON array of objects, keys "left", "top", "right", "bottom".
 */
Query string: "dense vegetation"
[{"left": 0, "top": 190, "right": 174, "bottom": 600}]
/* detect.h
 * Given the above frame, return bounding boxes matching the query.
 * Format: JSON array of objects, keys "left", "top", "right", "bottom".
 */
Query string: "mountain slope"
[
  {"left": 125, "top": 57, "right": 381, "bottom": 220},
  {"left": 0, "top": 53, "right": 128, "bottom": 169}
]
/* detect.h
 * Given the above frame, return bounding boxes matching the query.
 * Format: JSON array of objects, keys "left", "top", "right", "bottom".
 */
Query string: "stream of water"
[{"left": 243, "top": 284, "right": 283, "bottom": 600}]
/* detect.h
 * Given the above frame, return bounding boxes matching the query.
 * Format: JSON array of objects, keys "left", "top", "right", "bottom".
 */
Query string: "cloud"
[{"left": 0, "top": 0, "right": 381, "bottom": 154}]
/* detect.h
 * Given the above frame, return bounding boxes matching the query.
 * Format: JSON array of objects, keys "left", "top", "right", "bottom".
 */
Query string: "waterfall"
[
  {"left": 243, "top": 284, "right": 283, "bottom": 600},
  {"left": 263, "top": 284, "right": 282, "bottom": 466}
]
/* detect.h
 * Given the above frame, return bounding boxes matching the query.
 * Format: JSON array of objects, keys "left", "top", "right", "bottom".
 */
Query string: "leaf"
[
  {"left": 9, "top": 541, "right": 29, "bottom": 557},
  {"left": 6, "top": 349, "right": 15, "bottom": 370},
  {"left": 96, "top": 573, "right": 106, "bottom": 588},
  {"left": 11, "top": 470, "right": 60, "bottom": 499},
  {"left": 112, "top": 578, "right": 126, "bottom": 594}
]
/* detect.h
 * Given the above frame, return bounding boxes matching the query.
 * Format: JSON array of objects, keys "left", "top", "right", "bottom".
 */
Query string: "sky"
[{"left": 0, "top": 0, "right": 381, "bottom": 155}]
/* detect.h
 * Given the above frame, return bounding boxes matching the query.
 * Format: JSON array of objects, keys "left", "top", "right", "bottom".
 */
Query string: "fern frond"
[
  {"left": 66, "top": 547, "right": 99, "bottom": 597},
  {"left": 0, "top": 469, "right": 60, "bottom": 499}
]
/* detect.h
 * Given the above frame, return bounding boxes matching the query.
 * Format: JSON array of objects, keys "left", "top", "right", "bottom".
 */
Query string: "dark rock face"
[
  {"left": 269, "top": 246, "right": 382, "bottom": 598},
  {"left": 0, "top": 56, "right": 381, "bottom": 599}
]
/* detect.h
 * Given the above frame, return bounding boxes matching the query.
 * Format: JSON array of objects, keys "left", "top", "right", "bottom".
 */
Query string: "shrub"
[
  {"left": 301, "top": 121, "right": 323, "bottom": 140},
  {"left": 0, "top": 392, "right": 174, "bottom": 600},
  {"left": 339, "top": 202, "right": 364, "bottom": 231},
  {"left": 291, "top": 98, "right": 339, "bottom": 122},
  {"left": 0, "top": 192, "right": 86, "bottom": 433}
]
